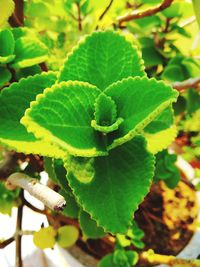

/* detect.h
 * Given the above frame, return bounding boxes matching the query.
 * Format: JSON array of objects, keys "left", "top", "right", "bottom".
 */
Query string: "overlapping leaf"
[
  {"left": 104, "top": 77, "right": 178, "bottom": 149},
  {"left": 66, "top": 136, "right": 154, "bottom": 234},
  {"left": 59, "top": 31, "right": 145, "bottom": 90},
  {"left": 12, "top": 37, "right": 48, "bottom": 68},
  {"left": 0, "top": 72, "right": 65, "bottom": 157},
  {"left": 22, "top": 81, "right": 107, "bottom": 157},
  {"left": 0, "top": 29, "right": 15, "bottom": 64}
]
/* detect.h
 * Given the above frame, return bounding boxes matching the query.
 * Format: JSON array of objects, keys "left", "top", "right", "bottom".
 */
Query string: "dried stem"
[
  {"left": 117, "top": 0, "right": 174, "bottom": 27},
  {"left": 172, "top": 76, "right": 200, "bottom": 92},
  {"left": 0, "top": 237, "right": 15, "bottom": 249},
  {"left": 7, "top": 173, "right": 66, "bottom": 212},
  {"left": 15, "top": 190, "right": 23, "bottom": 267},
  {"left": 96, "top": 0, "right": 114, "bottom": 30}
]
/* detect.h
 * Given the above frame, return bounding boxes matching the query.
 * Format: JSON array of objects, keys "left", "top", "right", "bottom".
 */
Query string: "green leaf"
[
  {"left": 187, "top": 89, "right": 200, "bottom": 114},
  {"left": 53, "top": 159, "right": 69, "bottom": 189},
  {"left": 22, "top": 81, "right": 107, "bottom": 157},
  {"left": 154, "top": 150, "right": 180, "bottom": 189},
  {"left": 0, "top": 72, "right": 64, "bottom": 157},
  {"left": 142, "top": 46, "right": 163, "bottom": 68},
  {"left": 182, "top": 58, "right": 200, "bottom": 78},
  {"left": 0, "top": 67, "right": 11, "bottom": 88},
  {"left": 61, "top": 189, "right": 80, "bottom": 219},
  {"left": 104, "top": 77, "right": 178, "bottom": 150},
  {"left": 91, "top": 117, "right": 124, "bottom": 134},
  {"left": 98, "top": 250, "right": 138, "bottom": 267},
  {"left": 16, "top": 65, "right": 41, "bottom": 80},
  {"left": 0, "top": 29, "right": 15, "bottom": 64},
  {"left": 95, "top": 94, "right": 117, "bottom": 126},
  {"left": 144, "top": 107, "right": 174, "bottom": 134},
  {"left": 144, "top": 125, "right": 177, "bottom": 154},
  {"left": 59, "top": 31, "right": 145, "bottom": 90},
  {"left": 162, "top": 2, "right": 182, "bottom": 18},
  {"left": 98, "top": 254, "right": 115, "bottom": 267},
  {"left": 79, "top": 210, "right": 106, "bottom": 239},
  {"left": 57, "top": 225, "right": 79, "bottom": 248},
  {"left": 66, "top": 136, "right": 154, "bottom": 234},
  {"left": 162, "top": 64, "right": 185, "bottom": 82},
  {"left": 44, "top": 157, "right": 58, "bottom": 184},
  {"left": 0, "top": 0, "right": 14, "bottom": 26},
  {"left": 12, "top": 37, "right": 48, "bottom": 68}
]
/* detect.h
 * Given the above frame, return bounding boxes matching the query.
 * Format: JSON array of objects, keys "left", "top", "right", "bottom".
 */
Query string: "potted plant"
[{"left": 0, "top": 0, "right": 200, "bottom": 267}]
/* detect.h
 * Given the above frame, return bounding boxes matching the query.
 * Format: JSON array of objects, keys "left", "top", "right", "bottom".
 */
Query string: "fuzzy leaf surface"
[
  {"left": 22, "top": 81, "right": 107, "bottom": 157},
  {"left": 0, "top": 29, "right": 15, "bottom": 64},
  {"left": 12, "top": 37, "right": 48, "bottom": 68},
  {"left": 79, "top": 210, "right": 105, "bottom": 239},
  {"left": 0, "top": 72, "right": 64, "bottom": 157},
  {"left": 66, "top": 136, "right": 154, "bottom": 234},
  {"left": 59, "top": 31, "right": 145, "bottom": 90},
  {"left": 104, "top": 77, "right": 178, "bottom": 149}
]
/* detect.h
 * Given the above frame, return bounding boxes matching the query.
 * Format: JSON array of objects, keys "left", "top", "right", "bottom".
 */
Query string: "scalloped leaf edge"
[
  {"left": 58, "top": 30, "right": 146, "bottom": 83},
  {"left": 106, "top": 77, "right": 178, "bottom": 150},
  {"left": 64, "top": 137, "right": 155, "bottom": 234},
  {"left": 21, "top": 81, "right": 108, "bottom": 158}
]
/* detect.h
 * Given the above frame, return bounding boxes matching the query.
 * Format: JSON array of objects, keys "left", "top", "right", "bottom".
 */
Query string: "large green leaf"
[
  {"left": 22, "top": 81, "right": 107, "bottom": 157},
  {"left": 66, "top": 136, "right": 154, "bottom": 234},
  {"left": 0, "top": 72, "right": 64, "bottom": 157},
  {"left": 144, "top": 107, "right": 174, "bottom": 134},
  {"left": 12, "top": 37, "right": 48, "bottom": 68},
  {"left": 58, "top": 31, "right": 145, "bottom": 90},
  {"left": 0, "top": 29, "right": 15, "bottom": 64},
  {"left": 104, "top": 77, "right": 178, "bottom": 150},
  {"left": 0, "top": 67, "right": 11, "bottom": 88},
  {"left": 79, "top": 210, "right": 105, "bottom": 239}
]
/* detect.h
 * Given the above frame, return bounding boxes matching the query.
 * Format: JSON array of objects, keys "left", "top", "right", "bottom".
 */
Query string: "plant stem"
[
  {"left": 117, "top": 0, "right": 174, "bottom": 27},
  {"left": 7, "top": 173, "right": 66, "bottom": 212},
  {"left": 15, "top": 190, "right": 23, "bottom": 267},
  {"left": 76, "top": 2, "right": 82, "bottom": 31},
  {"left": 0, "top": 237, "right": 15, "bottom": 249},
  {"left": 96, "top": 0, "right": 114, "bottom": 30},
  {"left": 9, "top": 0, "right": 23, "bottom": 27},
  {"left": 172, "top": 76, "right": 200, "bottom": 92}
]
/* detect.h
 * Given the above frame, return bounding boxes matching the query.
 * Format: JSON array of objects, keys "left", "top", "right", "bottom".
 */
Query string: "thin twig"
[
  {"left": 0, "top": 237, "right": 15, "bottom": 249},
  {"left": 96, "top": 0, "right": 114, "bottom": 30},
  {"left": 76, "top": 2, "right": 82, "bottom": 31},
  {"left": 172, "top": 76, "right": 200, "bottom": 92},
  {"left": 117, "top": 0, "right": 174, "bottom": 27},
  {"left": 15, "top": 190, "right": 23, "bottom": 267},
  {"left": 22, "top": 196, "right": 48, "bottom": 215}
]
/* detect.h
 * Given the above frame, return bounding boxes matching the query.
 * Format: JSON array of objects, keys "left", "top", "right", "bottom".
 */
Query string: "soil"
[{"left": 48, "top": 178, "right": 199, "bottom": 267}]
